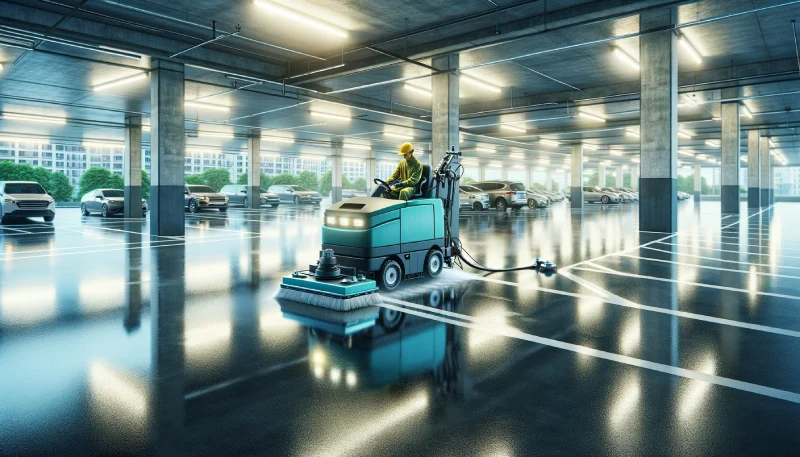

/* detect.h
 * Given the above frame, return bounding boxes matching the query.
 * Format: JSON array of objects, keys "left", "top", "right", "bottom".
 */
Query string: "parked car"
[
  {"left": 269, "top": 184, "right": 323, "bottom": 205},
  {"left": 583, "top": 186, "right": 621, "bottom": 204},
  {"left": 525, "top": 190, "right": 550, "bottom": 208},
  {"left": 542, "top": 191, "right": 564, "bottom": 202},
  {"left": 602, "top": 187, "right": 634, "bottom": 203},
  {"left": 220, "top": 184, "right": 280, "bottom": 207},
  {"left": 0, "top": 180, "right": 56, "bottom": 223},
  {"left": 459, "top": 184, "right": 490, "bottom": 211},
  {"left": 185, "top": 185, "right": 229, "bottom": 213},
  {"left": 80, "top": 188, "right": 148, "bottom": 217},
  {"left": 470, "top": 181, "right": 528, "bottom": 211},
  {"left": 677, "top": 191, "right": 691, "bottom": 200},
  {"left": 343, "top": 188, "right": 367, "bottom": 199}
]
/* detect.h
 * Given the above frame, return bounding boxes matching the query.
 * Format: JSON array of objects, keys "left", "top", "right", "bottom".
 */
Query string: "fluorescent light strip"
[
  {"left": 343, "top": 143, "right": 370, "bottom": 150},
  {"left": 460, "top": 74, "right": 502, "bottom": 93},
  {"left": 577, "top": 111, "right": 606, "bottom": 123},
  {"left": 253, "top": 0, "right": 348, "bottom": 38},
  {"left": 678, "top": 150, "right": 695, "bottom": 156},
  {"left": 197, "top": 131, "right": 234, "bottom": 138},
  {"left": 489, "top": 161, "right": 503, "bottom": 167},
  {"left": 740, "top": 104, "right": 753, "bottom": 118},
  {"left": 476, "top": 147, "right": 496, "bottom": 153},
  {"left": 625, "top": 129, "right": 640, "bottom": 138},
  {"left": 93, "top": 72, "right": 148, "bottom": 92},
  {"left": 499, "top": 124, "right": 526, "bottom": 133},
  {"left": 404, "top": 84, "right": 432, "bottom": 97},
  {"left": 768, "top": 138, "right": 776, "bottom": 147},
  {"left": 609, "top": 150, "right": 623, "bottom": 156},
  {"left": 540, "top": 139, "right": 560, "bottom": 147},
  {"left": 678, "top": 35, "right": 703, "bottom": 64},
  {"left": 2, "top": 113, "right": 66, "bottom": 125},
  {"left": 266, "top": 137, "right": 295, "bottom": 144},
  {"left": 613, "top": 47, "right": 640, "bottom": 71},
  {"left": 631, "top": 158, "right": 640, "bottom": 163},
  {"left": 509, "top": 153, "right": 525, "bottom": 159},
  {"left": 310, "top": 111, "right": 351, "bottom": 121},
  {"left": 677, "top": 130, "right": 693, "bottom": 139},
  {"left": 384, "top": 132, "right": 414, "bottom": 140},
  {"left": 83, "top": 142, "right": 124, "bottom": 148},
  {"left": 705, "top": 140, "right": 720, "bottom": 147},
  {"left": 582, "top": 143, "right": 598, "bottom": 151},
  {"left": 185, "top": 101, "right": 231, "bottom": 112}
]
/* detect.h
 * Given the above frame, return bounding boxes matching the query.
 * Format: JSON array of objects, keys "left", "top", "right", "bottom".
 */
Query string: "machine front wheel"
[
  {"left": 424, "top": 248, "right": 444, "bottom": 278},
  {"left": 378, "top": 258, "right": 402, "bottom": 291}
]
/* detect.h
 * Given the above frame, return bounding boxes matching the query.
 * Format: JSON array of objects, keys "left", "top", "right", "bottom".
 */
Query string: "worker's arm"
[
  {"left": 387, "top": 162, "right": 402, "bottom": 183},
  {"left": 401, "top": 160, "right": 422, "bottom": 188}
]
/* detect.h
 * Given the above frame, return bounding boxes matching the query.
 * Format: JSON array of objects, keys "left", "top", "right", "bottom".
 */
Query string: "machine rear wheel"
[
  {"left": 378, "top": 259, "right": 402, "bottom": 291},
  {"left": 495, "top": 198, "right": 507, "bottom": 212},
  {"left": 424, "top": 248, "right": 443, "bottom": 278}
]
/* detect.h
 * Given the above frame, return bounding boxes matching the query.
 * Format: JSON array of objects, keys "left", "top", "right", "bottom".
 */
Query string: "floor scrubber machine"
[{"left": 276, "top": 147, "right": 553, "bottom": 310}]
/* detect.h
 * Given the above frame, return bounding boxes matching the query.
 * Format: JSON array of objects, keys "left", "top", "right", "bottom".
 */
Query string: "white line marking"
[
  {"left": 641, "top": 246, "right": 800, "bottom": 272},
  {"left": 380, "top": 298, "right": 800, "bottom": 404},
  {"left": 656, "top": 241, "right": 800, "bottom": 260},
  {"left": 615, "top": 253, "right": 800, "bottom": 280}
]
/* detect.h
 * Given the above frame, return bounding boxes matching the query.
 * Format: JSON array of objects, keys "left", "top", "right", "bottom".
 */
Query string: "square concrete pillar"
[
  {"left": 747, "top": 130, "right": 760, "bottom": 208},
  {"left": 479, "top": 163, "right": 487, "bottom": 181},
  {"left": 124, "top": 115, "right": 143, "bottom": 218},
  {"left": 694, "top": 164, "right": 702, "bottom": 201},
  {"left": 598, "top": 164, "right": 606, "bottom": 187},
  {"left": 149, "top": 59, "right": 185, "bottom": 237},
  {"left": 760, "top": 136, "right": 771, "bottom": 206},
  {"left": 720, "top": 93, "right": 741, "bottom": 214},
  {"left": 631, "top": 165, "right": 639, "bottom": 190},
  {"left": 247, "top": 130, "right": 261, "bottom": 208},
  {"left": 545, "top": 171, "right": 553, "bottom": 191},
  {"left": 330, "top": 141, "right": 343, "bottom": 204},
  {"left": 432, "top": 54, "right": 460, "bottom": 236},
  {"left": 571, "top": 144, "right": 583, "bottom": 209},
  {"left": 639, "top": 8, "right": 678, "bottom": 233},
  {"left": 365, "top": 150, "right": 376, "bottom": 194}
]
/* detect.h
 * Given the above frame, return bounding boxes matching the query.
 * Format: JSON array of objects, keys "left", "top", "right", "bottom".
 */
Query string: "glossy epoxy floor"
[{"left": 1, "top": 200, "right": 799, "bottom": 456}]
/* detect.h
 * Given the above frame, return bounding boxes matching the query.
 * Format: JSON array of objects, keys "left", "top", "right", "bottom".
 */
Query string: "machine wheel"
[
  {"left": 81, "top": 203, "right": 90, "bottom": 216},
  {"left": 294, "top": 196, "right": 301, "bottom": 205},
  {"left": 424, "top": 248, "right": 443, "bottom": 278},
  {"left": 101, "top": 204, "right": 109, "bottom": 218},
  {"left": 495, "top": 198, "right": 508, "bottom": 212},
  {"left": 379, "top": 307, "right": 404, "bottom": 331},
  {"left": 527, "top": 199, "right": 537, "bottom": 209},
  {"left": 601, "top": 195, "right": 610, "bottom": 204},
  {"left": 188, "top": 199, "right": 198, "bottom": 213},
  {"left": 44, "top": 215, "right": 55, "bottom": 223},
  {"left": 219, "top": 207, "right": 228, "bottom": 213},
  {"left": 472, "top": 201, "right": 483, "bottom": 211},
  {"left": 242, "top": 197, "right": 248, "bottom": 208},
  {"left": 378, "top": 258, "right": 402, "bottom": 291}
]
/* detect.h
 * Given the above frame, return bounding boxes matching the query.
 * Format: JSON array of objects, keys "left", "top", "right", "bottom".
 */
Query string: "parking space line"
[
  {"left": 640, "top": 246, "right": 800, "bottom": 271},
  {"left": 655, "top": 241, "right": 800, "bottom": 259},
  {"left": 614, "top": 253, "right": 800, "bottom": 280},
  {"left": 380, "top": 298, "right": 800, "bottom": 404}
]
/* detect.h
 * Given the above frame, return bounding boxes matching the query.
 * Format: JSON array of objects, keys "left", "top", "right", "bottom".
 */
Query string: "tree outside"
[
  {"left": 185, "top": 175, "right": 205, "bottom": 185},
  {"left": 319, "top": 170, "right": 353, "bottom": 196},
  {"left": 271, "top": 173, "right": 298, "bottom": 186},
  {"left": 0, "top": 161, "right": 75, "bottom": 201},
  {"left": 296, "top": 171, "right": 319, "bottom": 192},
  {"left": 78, "top": 167, "right": 124, "bottom": 197},
  {"left": 201, "top": 168, "right": 231, "bottom": 191},
  {"left": 141, "top": 170, "right": 151, "bottom": 201},
  {"left": 236, "top": 172, "right": 273, "bottom": 189}
]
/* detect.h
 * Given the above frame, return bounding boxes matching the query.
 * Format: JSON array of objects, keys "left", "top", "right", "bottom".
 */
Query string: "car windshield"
[
  {"left": 289, "top": 186, "right": 309, "bottom": 192},
  {"left": 509, "top": 183, "right": 526, "bottom": 191},
  {"left": 102, "top": 190, "right": 124, "bottom": 198},
  {"left": 188, "top": 185, "right": 216, "bottom": 193},
  {"left": 4, "top": 183, "right": 46, "bottom": 194}
]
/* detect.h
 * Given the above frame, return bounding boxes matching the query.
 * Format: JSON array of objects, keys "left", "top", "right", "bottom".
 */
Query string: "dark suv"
[{"left": 469, "top": 181, "right": 528, "bottom": 211}]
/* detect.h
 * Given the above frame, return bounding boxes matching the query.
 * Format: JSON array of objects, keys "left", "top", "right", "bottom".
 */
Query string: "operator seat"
[{"left": 411, "top": 164, "right": 432, "bottom": 199}]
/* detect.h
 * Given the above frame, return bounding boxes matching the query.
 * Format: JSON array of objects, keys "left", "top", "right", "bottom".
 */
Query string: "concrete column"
[
  {"left": 694, "top": 164, "right": 702, "bottom": 201},
  {"left": 527, "top": 168, "right": 535, "bottom": 188},
  {"left": 124, "top": 115, "right": 143, "bottom": 218},
  {"left": 501, "top": 168, "right": 509, "bottom": 180},
  {"left": 431, "top": 54, "right": 460, "bottom": 235},
  {"left": 631, "top": 165, "right": 639, "bottom": 190},
  {"left": 760, "top": 136, "right": 771, "bottom": 206},
  {"left": 747, "top": 130, "right": 760, "bottom": 208},
  {"left": 545, "top": 171, "right": 553, "bottom": 191},
  {"left": 571, "top": 144, "right": 583, "bottom": 209},
  {"left": 720, "top": 92, "right": 741, "bottom": 214},
  {"left": 149, "top": 59, "right": 185, "bottom": 237},
  {"left": 365, "top": 150, "right": 376, "bottom": 193},
  {"left": 331, "top": 142, "right": 343, "bottom": 204},
  {"left": 639, "top": 8, "right": 678, "bottom": 233},
  {"left": 247, "top": 130, "right": 261, "bottom": 209},
  {"left": 478, "top": 163, "right": 487, "bottom": 181},
  {"left": 564, "top": 169, "right": 570, "bottom": 190},
  {"left": 598, "top": 164, "right": 606, "bottom": 187}
]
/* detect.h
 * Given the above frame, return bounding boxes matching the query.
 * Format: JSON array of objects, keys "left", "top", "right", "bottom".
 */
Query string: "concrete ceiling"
[{"left": 1, "top": 0, "right": 799, "bottom": 168}]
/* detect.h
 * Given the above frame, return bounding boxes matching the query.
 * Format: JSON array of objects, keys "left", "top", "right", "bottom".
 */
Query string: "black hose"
[{"left": 450, "top": 237, "right": 538, "bottom": 272}]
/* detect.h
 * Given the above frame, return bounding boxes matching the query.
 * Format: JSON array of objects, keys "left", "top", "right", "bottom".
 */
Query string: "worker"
[{"left": 382, "top": 142, "right": 422, "bottom": 201}]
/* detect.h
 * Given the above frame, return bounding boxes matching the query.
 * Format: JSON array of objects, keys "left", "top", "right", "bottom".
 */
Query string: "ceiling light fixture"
[
  {"left": 489, "top": 161, "right": 503, "bottom": 167},
  {"left": 625, "top": 129, "right": 640, "bottom": 138},
  {"left": 476, "top": 147, "right": 496, "bottom": 153},
  {"left": 197, "top": 131, "right": 234, "bottom": 138},
  {"left": 310, "top": 111, "right": 351, "bottom": 121},
  {"left": 404, "top": 84, "right": 432, "bottom": 97},
  {"left": 185, "top": 101, "right": 231, "bottom": 112},
  {"left": 740, "top": 104, "right": 753, "bottom": 118},
  {"left": 631, "top": 157, "right": 640, "bottom": 163},
  {"left": 510, "top": 153, "right": 525, "bottom": 159},
  {"left": 678, "top": 35, "right": 703, "bottom": 64},
  {"left": 678, "top": 94, "right": 698, "bottom": 107},
  {"left": 768, "top": 138, "right": 776, "bottom": 147},
  {"left": 253, "top": 0, "right": 348, "bottom": 38},
  {"left": 343, "top": 143, "right": 370, "bottom": 150},
  {"left": 540, "top": 139, "right": 560, "bottom": 147},
  {"left": 609, "top": 150, "right": 623, "bottom": 156},
  {"left": 93, "top": 72, "right": 148, "bottom": 92},
  {"left": 582, "top": 143, "right": 598, "bottom": 151},
  {"left": 677, "top": 130, "right": 693, "bottom": 139},
  {"left": 678, "top": 150, "right": 695, "bottom": 156},
  {"left": 577, "top": 111, "right": 607, "bottom": 123},
  {"left": 384, "top": 132, "right": 414, "bottom": 140},
  {"left": 2, "top": 113, "right": 66, "bottom": 125},
  {"left": 705, "top": 140, "right": 720, "bottom": 147},
  {"left": 613, "top": 47, "right": 640, "bottom": 71},
  {"left": 499, "top": 124, "right": 526, "bottom": 133},
  {"left": 460, "top": 74, "right": 502, "bottom": 93},
  {"left": 265, "top": 137, "right": 295, "bottom": 144}
]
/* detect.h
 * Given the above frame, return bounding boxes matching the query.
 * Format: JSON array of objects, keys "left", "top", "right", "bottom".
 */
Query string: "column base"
[
  {"left": 747, "top": 187, "right": 760, "bottom": 208},
  {"left": 570, "top": 188, "right": 583, "bottom": 210},
  {"left": 247, "top": 186, "right": 261, "bottom": 209},
  {"left": 694, "top": 192, "right": 701, "bottom": 202},
  {"left": 760, "top": 189, "right": 771, "bottom": 207},
  {"left": 720, "top": 185, "right": 740, "bottom": 214},
  {"left": 150, "top": 185, "right": 185, "bottom": 237},
  {"left": 124, "top": 185, "right": 143, "bottom": 218},
  {"left": 639, "top": 178, "right": 677, "bottom": 233}
]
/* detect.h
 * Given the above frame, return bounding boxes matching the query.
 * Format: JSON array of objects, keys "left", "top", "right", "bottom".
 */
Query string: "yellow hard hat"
[{"left": 398, "top": 142, "right": 414, "bottom": 155}]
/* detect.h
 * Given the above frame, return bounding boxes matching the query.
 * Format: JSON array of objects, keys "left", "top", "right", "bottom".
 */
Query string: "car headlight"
[
  {"left": 4, "top": 198, "right": 14, "bottom": 204},
  {"left": 199, "top": 196, "right": 209, "bottom": 201},
  {"left": 109, "top": 200, "right": 122, "bottom": 205},
  {"left": 224, "top": 196, "right": 229, "bottom": 202}
]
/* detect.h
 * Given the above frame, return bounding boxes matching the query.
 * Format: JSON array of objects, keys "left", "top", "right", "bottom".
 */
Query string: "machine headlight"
[
  {"left": 352, "top": 219, "right": 364, "bottom": 228},
  {"left": 339, "top": 217, "right": 350, "bottom": 227},
  {"left": 326, "top": 216, "right": 336, "bottom": 225}
]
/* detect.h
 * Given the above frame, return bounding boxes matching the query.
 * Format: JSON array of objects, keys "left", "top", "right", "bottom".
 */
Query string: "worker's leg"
[
  {"left": 381, "top": 189, "right": 400, "bottom": 199},
  {"left": 398, "top": 187, "right": 414, "bottom": 201}
]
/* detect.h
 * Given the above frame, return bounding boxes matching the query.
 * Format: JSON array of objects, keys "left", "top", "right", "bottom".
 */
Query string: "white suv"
[{"left": 0, "top": 181, "right": 56, "bottom": 223}]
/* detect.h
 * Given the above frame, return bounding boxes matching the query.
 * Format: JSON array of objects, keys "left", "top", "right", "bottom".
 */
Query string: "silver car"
[
  {"left": 185, "top": 185, "right": 229, "bottom": 213},
  {"left": 583, "top": 186, "right": 621, "bottom": 204},
  {"left": 459, "top": 184, "right": 490, "bottom": 210},
  {"left": 80, "top": 188, "right": 148, "bottom": 217},
  {"left": 269, "top": 184, "right": 322, "bottom": 205},
  {"left": 526, "top": 190, "right": 551, "bottom": 208},
  {"left": 470, "top": 181, "right": 528, "bottom": 211},
  {"left": 220, "top": 184, "right": 280, "bottom": 207},
  {"left": 602, "top": 187, "right": 634, "bottom": 203},
  {"left": 0, "top": 181, "right": 56, "bottom": 223}
]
